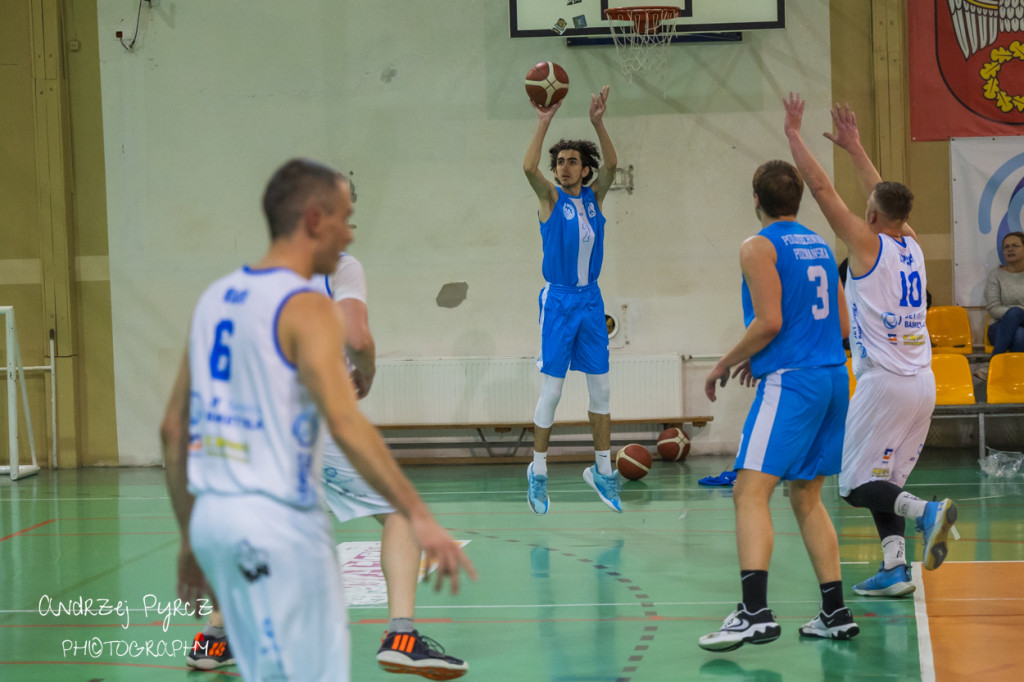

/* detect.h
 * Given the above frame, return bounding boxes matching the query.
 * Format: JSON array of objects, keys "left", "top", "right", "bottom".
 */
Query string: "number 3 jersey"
[
  {"left": 846, "top": 234, "right": 930, "bottom": 377},
  {"left": 187, "top": 266, "right": 325, "bottom": 509},
  {"left": 744, "top": 221, "right": 846, "bottom": 378}
]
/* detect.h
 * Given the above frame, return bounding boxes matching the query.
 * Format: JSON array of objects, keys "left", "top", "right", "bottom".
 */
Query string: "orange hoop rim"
[{"left": 604, "top": 6, "right": 682, "bottom": 35}]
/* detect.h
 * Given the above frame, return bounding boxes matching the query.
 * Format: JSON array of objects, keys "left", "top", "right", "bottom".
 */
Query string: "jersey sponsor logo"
[
  {"left": 887, "top": 333, "right": 898, "bottom": 344},
  {"left": 189, "top": 392, "right": 204, "bottom": 426},
  {"left": 903, "top": 334, "right": 928, "bottom": 346},
  {"left": 882, "top": 312, "right": 903, "bottom": 329},
  {"left": 586, "top": 202, "right": 597, "bottom": 218},
  {"left": 563, "top": 203, "right": 576, "bottom": 220},
  {"left": 235, "top": 541, "right": 270, "bottom": 583},
  {"left": 202, "top": 435, "right": 251, "bottom": 460},
  {"left": 291, "top": 409, "right": 319, "bottom": 448},
  {"left": 899, "top": 251, "right": 915, "bottom": 267}
]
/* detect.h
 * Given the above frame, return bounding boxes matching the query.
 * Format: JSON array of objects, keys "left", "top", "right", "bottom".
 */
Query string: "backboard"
[{"left": 509, "top": 0, "right": 785, "bottom": 39}]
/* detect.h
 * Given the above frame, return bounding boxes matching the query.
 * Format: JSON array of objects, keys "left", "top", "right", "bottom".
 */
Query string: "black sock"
[
  {"left": 740, "top": 570, "right": 768, "bottom": 612},
  {"left": 820, "top": 580, "right": 845, "bottom": 614}
]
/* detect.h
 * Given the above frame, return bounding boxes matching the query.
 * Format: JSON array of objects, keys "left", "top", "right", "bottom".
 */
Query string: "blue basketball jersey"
[
  {"left": 540, "top": 186, "right": 605, "bottom": 287},
  {"left": 744, "top": 221, "right": 846, "bottom": 377}
]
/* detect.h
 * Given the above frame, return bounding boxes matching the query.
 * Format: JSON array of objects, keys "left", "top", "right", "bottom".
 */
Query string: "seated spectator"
[{"left": 982, "top": 232, "right": 1024, "bottom": 375}]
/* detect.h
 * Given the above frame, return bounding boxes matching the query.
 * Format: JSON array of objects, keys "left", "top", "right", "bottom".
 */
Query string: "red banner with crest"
[{"left": 910, "top": 0, "right": 1024, "bottom": 140}]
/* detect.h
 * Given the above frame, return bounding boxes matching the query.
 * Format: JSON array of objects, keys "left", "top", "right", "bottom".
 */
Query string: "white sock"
[
  {"left": 894, "top": 492, "right": 928, "bottom": 519},
  {"left": 532, "top": 451, "right": 547, "bottom": 476},
  {"left": 595, "top": 450, "right": 612, "bottom": 476},
  {"left": 881, "top": 535, "right": 907, "bottom": 570}
]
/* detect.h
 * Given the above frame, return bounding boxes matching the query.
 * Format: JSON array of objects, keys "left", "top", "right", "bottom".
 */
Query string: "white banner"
[{"left": 950, "top": 137, "right": 1024, "bottom": 307}]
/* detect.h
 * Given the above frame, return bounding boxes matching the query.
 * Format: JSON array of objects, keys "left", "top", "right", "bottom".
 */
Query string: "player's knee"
[{"left": 586, "top": 373, "right": 610, "bottom": 413}]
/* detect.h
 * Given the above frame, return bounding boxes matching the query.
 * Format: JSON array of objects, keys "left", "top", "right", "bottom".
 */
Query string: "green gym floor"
[{"left": 2, "top": 449, "right": 1022, "bottom": 681}]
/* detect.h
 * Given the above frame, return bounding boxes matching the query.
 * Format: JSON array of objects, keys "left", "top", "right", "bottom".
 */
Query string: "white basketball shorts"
[
  {"left": 838, "top": 366, "right": 935, "bottom": 497},
  {"left": 321, "top": 439, "right": 396, "bottom": 522},
  {"left": 190, "top": 493, "right": 350, "bottom": 682}
]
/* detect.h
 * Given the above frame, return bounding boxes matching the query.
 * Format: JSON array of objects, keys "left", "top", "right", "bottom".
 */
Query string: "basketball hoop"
[{"left": 604, "top": 6, "right": 681, "bottom": 80}]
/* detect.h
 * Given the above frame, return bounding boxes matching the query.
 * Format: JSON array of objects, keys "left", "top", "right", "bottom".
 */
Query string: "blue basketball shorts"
[
  {"left": 734, "top": 364, "right": 849, "bottom": 480},
  {"left": 536, "top": 282, "right": 609, "bottom": 378}
]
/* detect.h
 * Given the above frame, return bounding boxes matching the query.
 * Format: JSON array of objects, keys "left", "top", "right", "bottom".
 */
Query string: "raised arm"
[
  {"left": 524, "top": 100, "right": 561, "bottom": 221},
  {"left": 824, "top": 103, "right": 918, "bottom": 241},
  {"left": 783, "top": 93, "right": 879, "bottom": 275},
  {"left": 281, "top": 292, "right": 476, "bottom": 593},
  {"left": 705, "top": 236, "right": 783, "bottom": 402},
  {"left": 588, "top": 86, "right": 618, "bottom": 206}
]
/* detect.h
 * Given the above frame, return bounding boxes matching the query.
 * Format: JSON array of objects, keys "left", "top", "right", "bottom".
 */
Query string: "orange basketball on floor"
[
  {"left": 525, "top": 61, "right": 569, "bottom": 107},
  {"left": 616, "top": 444, "right": 652, "bottom": 481},
  {"left": 657, "top": 427, "right": 690, "bottom": 462}
]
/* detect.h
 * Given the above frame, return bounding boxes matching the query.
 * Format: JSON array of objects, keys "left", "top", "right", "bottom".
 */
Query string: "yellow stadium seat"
[
  {"left": 927, "top": 306, "right": 973, "bottom": 354},
  {"left": 984, "top": 314, "right": 993, "bottom": 354},
  {"left": 845, "top": 357, "right": 856, "bottom": 398},
  {"left": 931, "top": 353, "right": 975, "bottom": 405},
  {"left": 987, "top": 352, "right": 1024, "bottom": 403}
]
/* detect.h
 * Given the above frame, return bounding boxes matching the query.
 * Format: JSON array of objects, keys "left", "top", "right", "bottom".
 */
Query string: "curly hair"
[
  {"left": 548, "top": 139, "right": 601, "bottom": 186},
  {"left": 752, "top": 160, "right": 804, "bottom": 218}
]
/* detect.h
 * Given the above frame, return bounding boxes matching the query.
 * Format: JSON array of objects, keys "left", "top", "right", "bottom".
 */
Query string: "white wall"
[{"left": 97, "top": 0, "right": 834, "bottom": 464}]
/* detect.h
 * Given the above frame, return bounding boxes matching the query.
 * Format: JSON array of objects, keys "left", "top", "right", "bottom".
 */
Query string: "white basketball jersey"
[
  {"left": 312, "top": 253, "right": 367, "bottom": 304},
  {"left": 847, "top": 234, "right": 931, "bottom": 377},
  {"left": 187, "top": 266, "right": 324, "bottom": 509}
]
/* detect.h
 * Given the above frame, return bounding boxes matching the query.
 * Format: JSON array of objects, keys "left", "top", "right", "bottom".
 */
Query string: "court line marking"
[
  {"left": 0, "top": 595, "right": 920, "bottom": 618},
  {"left": 912, "top": 561, "right": 936, "bottom": 682},
  {"left": 3, "top": 478, "right": 1018, "bottom": 503}
]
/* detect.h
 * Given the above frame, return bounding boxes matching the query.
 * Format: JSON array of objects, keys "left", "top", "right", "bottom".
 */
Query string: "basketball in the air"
[
  {"left": 616, "top": 444, "right": 652, "bottom": 481},
  {"left": 657, "top": 427, "right": 690, "bottom": 462},
  {"left": 525, "top": 61, "right": 569, "bottom": 108}
]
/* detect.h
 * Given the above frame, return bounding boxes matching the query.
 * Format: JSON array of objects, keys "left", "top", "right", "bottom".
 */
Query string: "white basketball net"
[{"left": 606, "top": 7, "right": 680, "bottom": 80}]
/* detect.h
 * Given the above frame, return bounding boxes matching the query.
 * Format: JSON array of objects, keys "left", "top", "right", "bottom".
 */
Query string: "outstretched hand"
[
  {"left": 176, "top": 545, "right": 211, "bottom": 616},
  {"left": 783, "top": 92, "right": 805, "bottom": 137},
  {"left": 823, "top": 103, "right": 860, "bottom": 150},
  {"left": 704, "top": 363, "right": 731, "bottom": 402},
  {"left": 413, "top": 517, "right": 478, "bottom": 595},
  {"left": 731, "top": 359, "right": 759, "bottom": 388},
  {"left": 531, "top": 97, "right": 562, "bottom": 122},
  {"left": 590, "top": 85, "right": 610, "bottom": 123}
]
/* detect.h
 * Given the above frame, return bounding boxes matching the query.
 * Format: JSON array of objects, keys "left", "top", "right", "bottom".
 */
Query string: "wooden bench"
[{"left": 378, "top": 416, "right": 713, "bottom": 462}]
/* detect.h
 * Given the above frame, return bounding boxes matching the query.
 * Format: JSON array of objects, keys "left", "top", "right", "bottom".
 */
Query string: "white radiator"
[{"left": 358, "top": 355, "right": 683, "bottom": 426}]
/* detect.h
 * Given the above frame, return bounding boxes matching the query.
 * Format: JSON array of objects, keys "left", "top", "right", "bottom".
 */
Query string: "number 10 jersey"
[{"left": 847, "top": 234, "right": 931, "bottom": 377}]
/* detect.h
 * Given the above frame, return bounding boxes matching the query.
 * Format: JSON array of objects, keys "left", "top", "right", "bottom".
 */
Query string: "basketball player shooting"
[{"left": 522, "top": 85, "right": 622, "bottom": 515}]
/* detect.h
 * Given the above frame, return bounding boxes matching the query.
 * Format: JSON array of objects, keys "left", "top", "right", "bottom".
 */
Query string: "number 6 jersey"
[
  {"left": 187, "top": 266, "right": 325, "bottom": 509},
  {"left": 846, "top": 234, "right": 931, "bottom": 377}
]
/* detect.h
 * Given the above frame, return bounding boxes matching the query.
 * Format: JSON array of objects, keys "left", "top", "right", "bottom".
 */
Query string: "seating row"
[{"left": 927, "top": 305, "right": 992, "bottom": 354}]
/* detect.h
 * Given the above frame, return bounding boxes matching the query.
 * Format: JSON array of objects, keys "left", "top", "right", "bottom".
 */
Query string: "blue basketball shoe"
[
  {"left": 527, "top": 462, "right": 549, "bottom": 515},
  {"left": 917, "top": 498, "right": 957, "bottom": 570},
  {"left": 583, "top": 464, "right": 622, "bottom": 513},
  {"left": 852, "top": 563, "right": 915, "bottom": 597}
]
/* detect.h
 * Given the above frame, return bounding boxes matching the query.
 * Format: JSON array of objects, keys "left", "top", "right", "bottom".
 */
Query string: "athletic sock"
[
  {"left": 894, "top": 491, "right": 928, "bottom": 519},
  {"left": 532, "top": 451, "right": 547, "bottom": 476},
  {"left": 388, "top": 617, "right": 415, "bottom": 634},
  {"left": 203, "top": 624, "right": 226, "bottom": 639},
  {"left": 819, "top": 580, "right": 845, "bottom": 614},
  {"left": 595, "top": 450, "right": 612, "bottom": 476},
  {"left": 740, "top": 570, "right": 768, "bottom": 613},
  {"left": 881, "top": 535, "right": 907, "bottom": 570}
]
